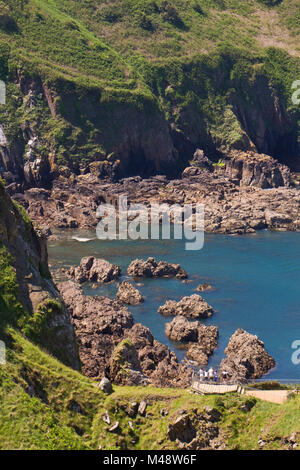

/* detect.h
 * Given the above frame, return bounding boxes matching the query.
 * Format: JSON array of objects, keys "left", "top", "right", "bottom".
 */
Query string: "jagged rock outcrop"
[
  {"left": 224, "top": 151, "right": 291, "bottom": 188},
  {"left": 182, "top": 149, "right": 214, "bottom": 178},
  {"left": 127, "top": 257, "right": 187, "bottom": 279},
  {"left": 58, "top": 281, "right": 133, "bottom": 378},
  {"left": 68, "top": 256, "right": 121, "bottom": 283},
  {"left": 220, "top": 329, "right": 275, "bottom": 380},
  {"left": 109, "top": 339, "right": 148, "bottom": 386},
  {"left": 59, "top": 281, "right": 192, "bottom": 387},
  {"left": 117, "top": 281, "right": 144, "bottom": 305},
  {"left": 0, "top": 182, "right": 79, "bottom": 369},
  {"left": 124, "top": 323, "right": 192, "bottom": 388},
  {"left": 167, "top": 408, "right": 222, "bottom": 450},
  {"left": 158, "top": 294, "right": 214, "bottom": 319},
  {"left": 165, "top": 316, "right": 218, "bottom": 366}
]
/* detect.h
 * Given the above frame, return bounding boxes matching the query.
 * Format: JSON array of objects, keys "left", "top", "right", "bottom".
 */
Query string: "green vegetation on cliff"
[
  {"left": 0, "top": 329, "right": 299, "bottom": 450},
  {"left": 0, "top": 0, "right": 299, "bottom": 176}
]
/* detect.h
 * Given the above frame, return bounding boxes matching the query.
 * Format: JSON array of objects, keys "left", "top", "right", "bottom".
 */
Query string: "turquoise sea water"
[{"left": 48, "top": 230, "right": 300, "bottom": 382}]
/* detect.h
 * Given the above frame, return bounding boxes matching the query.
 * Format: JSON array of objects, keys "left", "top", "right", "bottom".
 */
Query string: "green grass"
[
  {"left": 0, "top": 1, "right": 299, "bottom": 167},
  {"left": 0, "top": 329, "right": 299, "bottom": 450}
]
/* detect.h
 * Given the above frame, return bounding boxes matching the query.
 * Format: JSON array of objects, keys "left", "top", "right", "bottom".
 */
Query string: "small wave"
[{"left": 71, "top": 236, "right": 96, "bottom": 243}]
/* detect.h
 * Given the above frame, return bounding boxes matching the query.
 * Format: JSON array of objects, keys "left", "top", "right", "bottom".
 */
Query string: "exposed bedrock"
[
  {"left": 167, "top": 408, "right": 222, "bottom": 450},
  {"left": 13, "top": 151, "right": 300, "bottom": 236},
  {"left": 58, "top": 281, "right": 192, "bottom": 387},
  {"left": 220, "top": 328, "right": 275, "bottom": 380},
  {"left": 117, "top": 281, "right": 144, "bottom": 305},
  {"left": 165, "top": 316, "right": 218, "bottom": 366},
  {"left": 158, "top": 294, "right": 214, "bottom": 319},
  {"left": 127, "top": 257, "right": 188, "bottom": 279},
  {"left": 223, "top": 150, "right": 291, "bottom": 189},
  {"left": 68, "top": 256, "right": 121, "bottom": 283}
]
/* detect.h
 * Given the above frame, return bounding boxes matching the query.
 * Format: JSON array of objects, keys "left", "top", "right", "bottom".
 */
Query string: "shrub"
[{"left": 159, "top": 1, "right": 182, "bottom": 26}]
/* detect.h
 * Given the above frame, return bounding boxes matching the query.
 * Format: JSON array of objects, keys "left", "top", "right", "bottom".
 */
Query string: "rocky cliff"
[
  {"left": 0, "top": 179, "right": 79, "bottom": 369},
  {"left": 0, "top": 1, "right": 299, "bottom": 189}
]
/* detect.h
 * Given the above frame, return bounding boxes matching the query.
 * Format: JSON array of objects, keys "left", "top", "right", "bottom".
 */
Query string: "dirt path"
[{"left": 245, "top": 390, "right": 290, "bottom": 404}]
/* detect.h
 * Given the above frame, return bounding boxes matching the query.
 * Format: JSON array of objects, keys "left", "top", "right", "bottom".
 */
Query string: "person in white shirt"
[
  {"left": 208, "top": 367, "right": 214, "bottom": 382},
  {"left": 199, "top": 369, "right": 204, "bottom": 382}
]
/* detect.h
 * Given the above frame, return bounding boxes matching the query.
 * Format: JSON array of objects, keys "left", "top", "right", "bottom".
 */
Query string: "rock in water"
[
  {"left": 59, "top": 282, "right": 192, "bottom": 388},
  {"left": 196, "top": 283, "right": 213, "bottom": 292},
  {"left": 68, "top": 256, "right": 121, "bottom": 283},
  {"left": 165, "top": 316, "right": 218, "bottom": 366},
  {"left": 117, "top": 281, "right": 144, "bottom": 305},
  {"left": 127, "top": 257, "right": 187, "bottom": 279},
  {"left": 220, "top": 328, "right": 275, "bottom": 380},
  {"left": 158, "top": 294, "right": 214, "bottom": 319},
  {"left": 98, "top": 377, "right": 113, "bottom": 394}
]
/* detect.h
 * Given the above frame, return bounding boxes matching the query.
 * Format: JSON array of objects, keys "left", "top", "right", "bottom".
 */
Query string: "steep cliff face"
[
  {"left": 0, "top": 1, "right": 299, "bottom": 186},
  {"left": 0, "top": 179, "right": 80, "bottom": 369}
]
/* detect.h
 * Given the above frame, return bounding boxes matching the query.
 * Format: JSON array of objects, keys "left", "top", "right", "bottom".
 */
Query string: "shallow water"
[{"left": 48, "top": 229, "right": 300, "bottom": 382}]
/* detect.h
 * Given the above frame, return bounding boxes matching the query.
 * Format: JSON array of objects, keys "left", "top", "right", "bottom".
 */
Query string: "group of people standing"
[{"left": 198, "top": 368, "right": 229, "bottom": 383}]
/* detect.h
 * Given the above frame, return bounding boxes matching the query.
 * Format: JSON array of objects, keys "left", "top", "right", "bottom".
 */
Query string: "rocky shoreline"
[
  {"left": 9, "top": 150, "right": 300, "bottom": 236},
  {"left": 56, "top": 254, "right": 276, "bottom": 387},
  {"left": 7, "top": 149, "right": 287, "bottom": 388}
]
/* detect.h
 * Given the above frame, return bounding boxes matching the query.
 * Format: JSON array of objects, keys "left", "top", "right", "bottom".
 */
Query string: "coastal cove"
[{"left": 48, "top": 229, "right": 300, "bottom": 384}]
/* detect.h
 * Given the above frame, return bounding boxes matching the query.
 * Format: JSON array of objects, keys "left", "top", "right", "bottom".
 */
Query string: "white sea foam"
[{"left": 71, "top": 236, "right": 95, "bottom": 243}]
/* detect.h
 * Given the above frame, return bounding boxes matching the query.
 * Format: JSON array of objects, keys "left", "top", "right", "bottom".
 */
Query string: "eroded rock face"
[
  {"left": 127, "top": 257, "right": 187, "bottom": 279},
  {"left": 117, "top": 281, "right": 144, "bottom": 305},
  {"left": 182, "top": 149, "right": 214, "bottom": 178},
  {"left": 109, "top": 339, "right": 147, "bottom": 386},
  {"left": 0, "top": 183, "right": 79, "bottom": 370},
  {"left": 59, "top": 282, "right": 192, "bottom": 387},
  {"left": 224, "top": 151, "right": 291, "bottom": 188},
  {"left": 220, "top": 328, "right": 275, "bottom": 380},
  {"left": 167, "top": 408, "right": 222, "bottom": 450},
  {"left": 16, "top": 165, "right": 300, "bottom": 236},
  {"left": 158, "top": 294, "right": 214, "bottom": 319},
  {"left": 68, "top": 256, "right": 121, "bottom": 283},
  {"left": 58, "top": 281, "right": 133, "bottom": 379},
  {"left": 124, "top": 324, "right": 192, "bottom": 388},
  {"left": 165, "top": 316, "right": 218, "bottom": 366}
]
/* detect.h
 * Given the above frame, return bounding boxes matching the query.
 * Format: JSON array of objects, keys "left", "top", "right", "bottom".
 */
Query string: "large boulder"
[
  {"left": 158, "top": 294, "right": 214, "bottom": 319},
  {"left": 165, "top": 316, "right": 199, "bottom": 343},
  {"left": 98, "top": 377, "right": 113, "bottom": 394},
  {"left": 165, "top": 316, "right": 218, "bottom": 365},
  {"left": 220, "top": 328, "right": 275, "bottom": 380},
  {"left": 68, "top": 256, "right": 121, "bottom": 283},
  {"left": 117, "top": 281, "right": 144, "bottom": 305},
  {"left": 127, "top": 257, "right": 187, "bottom": 279}
]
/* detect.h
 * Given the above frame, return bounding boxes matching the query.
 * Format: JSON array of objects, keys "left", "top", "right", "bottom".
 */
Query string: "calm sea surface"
[{"left": 48, "top": 229, "right": 300, "bottom": 382}]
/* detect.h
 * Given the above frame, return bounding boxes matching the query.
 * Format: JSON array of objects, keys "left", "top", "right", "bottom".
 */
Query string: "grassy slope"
[
  {"left": 2, "top": 0, "right": 299, "bottom": 84},
  {"left": 0, "top": 1, "right": 299, "bottom": 169},
  {"left": 0, "top": 329, "right": 299, "bottom": 450}
]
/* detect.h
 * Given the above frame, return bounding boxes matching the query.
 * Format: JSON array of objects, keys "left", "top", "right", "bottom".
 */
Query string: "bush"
[
  {"left": 135, "top": 12, "right": 154, "bottom": 31},
  {"left": 159, "top": 1, "right": 183, "bottom": 26}
]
